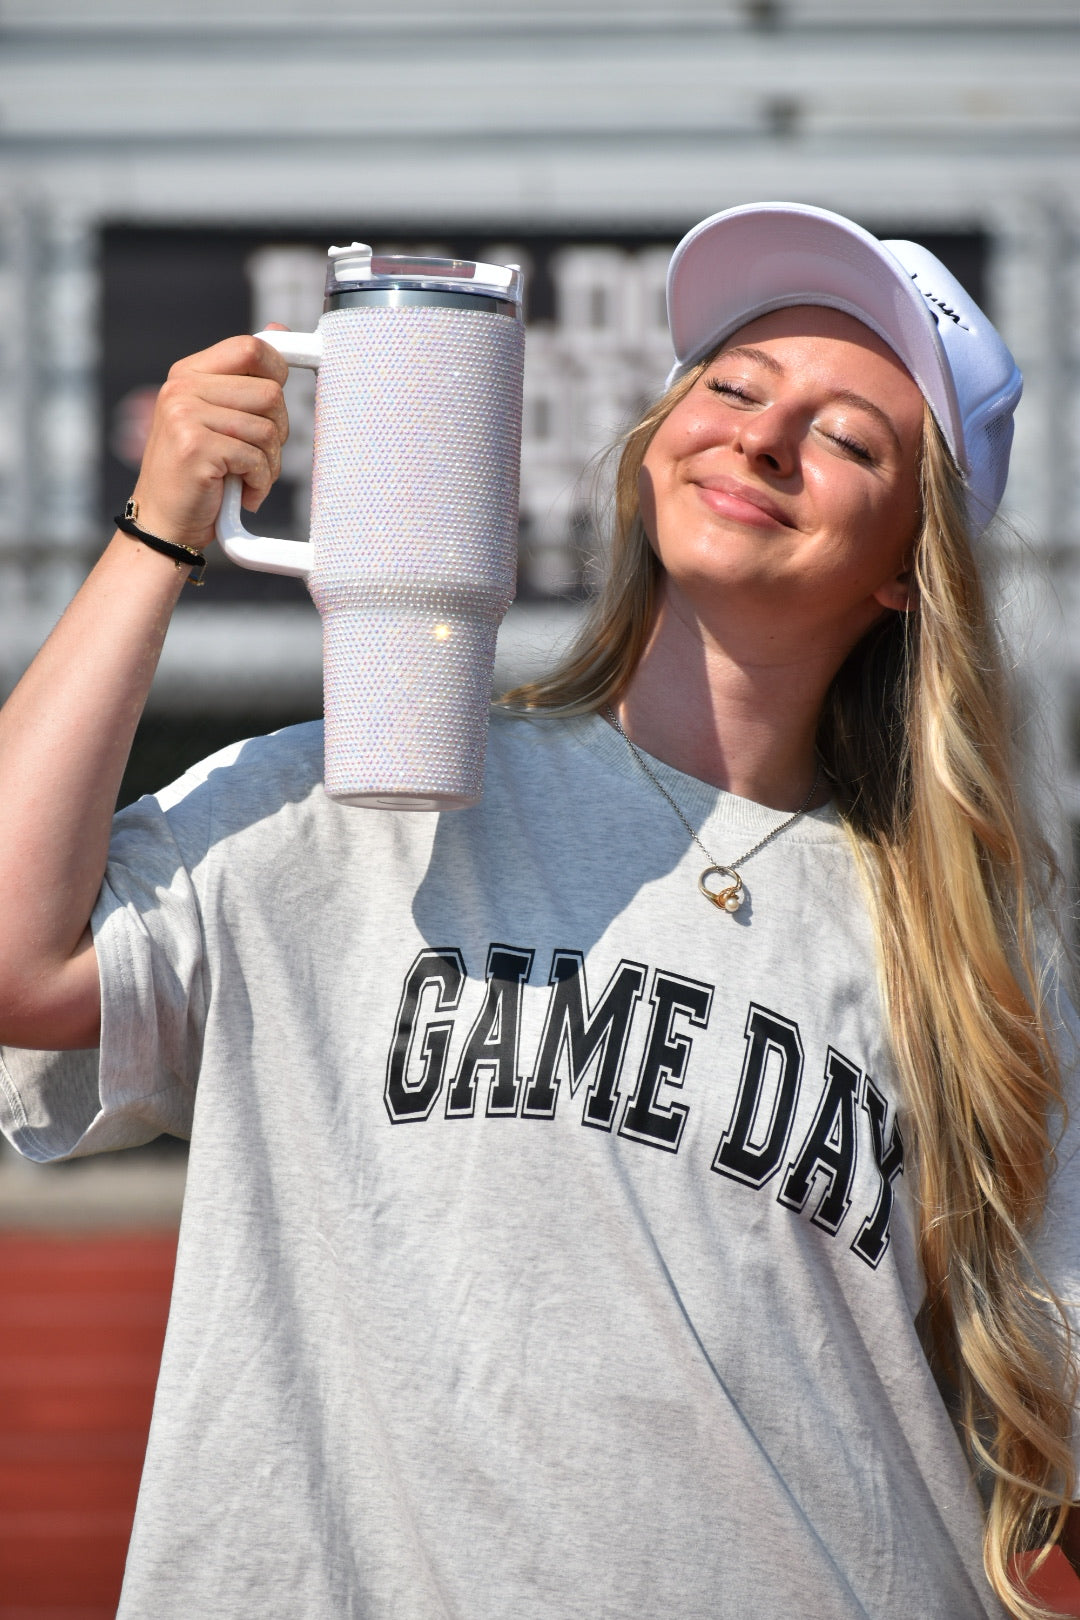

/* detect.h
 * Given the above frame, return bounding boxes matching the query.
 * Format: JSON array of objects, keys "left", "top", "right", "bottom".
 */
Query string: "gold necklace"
[{"left": 604, "top": 705, "right": 822, "bottom": 915}]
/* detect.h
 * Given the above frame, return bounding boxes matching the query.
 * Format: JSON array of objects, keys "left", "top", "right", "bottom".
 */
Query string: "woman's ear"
[{"left": 873, "top": 556, "right": 916, "bottom": 614}]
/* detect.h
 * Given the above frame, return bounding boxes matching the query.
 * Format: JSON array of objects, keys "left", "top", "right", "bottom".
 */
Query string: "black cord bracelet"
[{"left": 114, "top": 502, "right": 207, "bottom": 586}]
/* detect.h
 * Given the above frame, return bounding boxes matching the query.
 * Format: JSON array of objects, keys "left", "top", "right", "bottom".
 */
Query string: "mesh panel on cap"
[
  {"left": 983, "top": 413, "right": 1011, "bottom": 457},
  {"left": 977, "top": 411, "right": 1015, "bottom": 518}
]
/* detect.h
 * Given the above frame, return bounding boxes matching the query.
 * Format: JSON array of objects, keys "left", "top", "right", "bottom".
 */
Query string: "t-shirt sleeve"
[{"left": 0, "top": 778, "right": 213, "bottom": 1162}]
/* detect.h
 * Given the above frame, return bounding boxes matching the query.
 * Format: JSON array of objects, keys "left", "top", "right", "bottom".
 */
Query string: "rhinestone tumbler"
[{"left": 216, "top": 245, "right": 524, "bottom": 809}]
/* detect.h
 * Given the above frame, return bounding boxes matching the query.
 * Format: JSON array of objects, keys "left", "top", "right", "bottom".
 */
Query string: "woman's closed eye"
[
  {"left": 824, "top": 430, "right": 875, "bottom": 464},
  {"left": 705, "top": 377, "right": 755, "bottom": 404}
]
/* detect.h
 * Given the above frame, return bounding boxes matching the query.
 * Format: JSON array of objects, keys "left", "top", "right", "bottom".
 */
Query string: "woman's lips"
[{"left": 693, "top": 477, "right": 793, "bottom": 528}]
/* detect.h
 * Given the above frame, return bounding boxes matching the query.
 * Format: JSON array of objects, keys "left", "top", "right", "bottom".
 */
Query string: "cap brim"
[{"left": 667, "top": 203, "right": 966, "bottom": 469}]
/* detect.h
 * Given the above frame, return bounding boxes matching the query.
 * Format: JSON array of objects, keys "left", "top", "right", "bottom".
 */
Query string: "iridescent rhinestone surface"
[{"left": 306, "top": 305, "right": 524, "bottom": 807}]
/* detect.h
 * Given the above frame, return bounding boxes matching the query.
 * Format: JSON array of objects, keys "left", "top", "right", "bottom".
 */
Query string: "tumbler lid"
[{"left": 326, "top": 243, "right": 523, "bottom": 306}]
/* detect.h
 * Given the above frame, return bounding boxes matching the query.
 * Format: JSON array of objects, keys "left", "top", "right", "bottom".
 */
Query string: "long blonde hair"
[{"left": 502, "top": 363, "right": 1077, "bottom": 1618}]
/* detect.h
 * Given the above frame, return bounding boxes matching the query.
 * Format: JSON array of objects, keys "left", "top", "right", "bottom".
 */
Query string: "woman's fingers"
[
  {"left": 183, "top": 423, "right": 283, "bottom": 513},
  {"left": 153, "top": 378, "right": 289, "bottom": 473},
  {"left": 200, "top": 403, "right": 286, "bottom": 489},
  {"left": 127, "top": 336, "right": 293, "bottom": 550},
  {"left": 170, "top": 332, "right": 291, "bottom": 387}
]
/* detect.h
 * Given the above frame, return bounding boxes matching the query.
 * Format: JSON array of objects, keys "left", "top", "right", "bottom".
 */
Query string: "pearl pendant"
[{"left": 698, "top": 865, "right": 745, "bottom": 915}]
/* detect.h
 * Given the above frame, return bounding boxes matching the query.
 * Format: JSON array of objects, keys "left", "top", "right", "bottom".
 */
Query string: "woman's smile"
[{"left": 691, "top": 473, "right": 796, "bottom": 529}]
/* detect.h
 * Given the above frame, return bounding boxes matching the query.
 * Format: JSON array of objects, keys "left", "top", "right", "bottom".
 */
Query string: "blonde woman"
[{"left": 0, "top": 203, "right": 1075, "bottom": 1620}]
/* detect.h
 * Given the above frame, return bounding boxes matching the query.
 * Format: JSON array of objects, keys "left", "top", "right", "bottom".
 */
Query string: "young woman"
[{"left": 0, "top": 203, "right": 1075, "bottom": 1620}]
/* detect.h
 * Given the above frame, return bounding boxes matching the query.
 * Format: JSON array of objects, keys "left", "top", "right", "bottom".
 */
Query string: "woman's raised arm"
[{"left": 0, "top": 334, "right": 289, "bottom": 1050}]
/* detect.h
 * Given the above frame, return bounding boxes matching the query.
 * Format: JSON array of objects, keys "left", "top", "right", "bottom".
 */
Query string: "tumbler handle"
[{"left": 215, "top": 328, "right": 323, "bottom": 579}]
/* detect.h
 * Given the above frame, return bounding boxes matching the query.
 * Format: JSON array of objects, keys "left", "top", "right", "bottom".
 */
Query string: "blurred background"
[{"left": 0, "top": 0, "right": 1078, "bottom": 1613}]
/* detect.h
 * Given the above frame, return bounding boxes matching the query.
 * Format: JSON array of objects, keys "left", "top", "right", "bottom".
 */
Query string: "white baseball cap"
[{"left": 665, "top": 202, "right": 1022, "bottom": 534}]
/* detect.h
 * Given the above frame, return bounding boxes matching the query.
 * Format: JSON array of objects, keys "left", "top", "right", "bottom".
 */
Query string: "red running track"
[{"left": 0, "top": 1232, "right": 177, "bottom": 1620}]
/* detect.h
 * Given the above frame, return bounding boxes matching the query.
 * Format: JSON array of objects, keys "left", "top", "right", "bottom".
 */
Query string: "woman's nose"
[{"left": 732, "top": 404, "right": 798, "bottom": 477}]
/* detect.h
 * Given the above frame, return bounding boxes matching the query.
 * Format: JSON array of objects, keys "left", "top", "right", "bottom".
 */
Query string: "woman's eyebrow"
[
  {"left": 717, "top": 345, "right": 902, "bottom": 450},
  {"left": 829, "top": 388, "right": 902, "bottom": 450},
  {"left": 720, "top": 344, "right": 782, "bottom": 374}
]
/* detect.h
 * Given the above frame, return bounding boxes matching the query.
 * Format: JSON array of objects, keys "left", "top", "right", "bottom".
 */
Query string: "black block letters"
[{"left": 383, "top": 945, "right": 903, "bottom": 1271}]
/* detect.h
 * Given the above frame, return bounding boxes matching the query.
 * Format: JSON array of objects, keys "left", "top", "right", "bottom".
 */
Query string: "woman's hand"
[{"left": 129, "top": 330, "right": 292, "bottom": 553}]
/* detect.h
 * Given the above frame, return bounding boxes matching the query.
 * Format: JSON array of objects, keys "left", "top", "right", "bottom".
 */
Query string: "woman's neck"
[{"left": 614, "top": 583, "right": 840, "bottom": 811}]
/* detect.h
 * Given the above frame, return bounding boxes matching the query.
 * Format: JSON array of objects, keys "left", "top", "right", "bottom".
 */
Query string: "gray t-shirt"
[{"left": 4, "top": 708, "right": 1075, "bottom": 1619}]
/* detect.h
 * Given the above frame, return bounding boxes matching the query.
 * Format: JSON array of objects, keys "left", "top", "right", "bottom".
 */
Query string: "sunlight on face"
[{"left": 640, "top": 307, "right": 926, "bottom": 657}]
